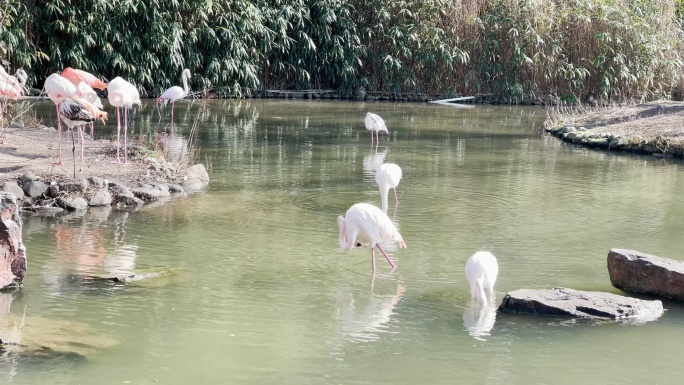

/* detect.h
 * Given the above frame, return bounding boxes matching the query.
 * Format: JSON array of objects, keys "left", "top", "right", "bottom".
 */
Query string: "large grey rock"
[
  {"left": 0, "top": 192, "right": 27, "bottom": 289},
  {"left": 183, "top": 164, "right": 209, "bottom": 192},
  {"left": 109, "top": 183, "right": 134, "bottom": 198},
  {"left": 608, "top": 248, "right": 684, "bottom": 300},
  {"left": 498, "top": 287, "right": 663, "bottom": 320},
  {"left": 22, "top": 181, "right": 48, "bottom": 198},
  {"left": 2, "top": 182, "right": 24, "bottom": 200},
  {"left": 58, "top": 196, "right": 89, "bottom": 211},
  {"left": 88, "top": 176, "right": 107, "bottom": 188},
  {"left": 20, "top": 172, "right": 41, "bottom": 184},
  {"left": 88, "top": 189, "right": 113, "bottom": 207}
]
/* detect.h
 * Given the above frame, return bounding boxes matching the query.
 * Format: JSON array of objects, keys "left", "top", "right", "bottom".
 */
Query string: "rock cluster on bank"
[
  {"left": 0, "top": 159, "right": 209, "bottom": 214},
  {"left": 545, "top": 124, "right": 681, "bottom": 159}
]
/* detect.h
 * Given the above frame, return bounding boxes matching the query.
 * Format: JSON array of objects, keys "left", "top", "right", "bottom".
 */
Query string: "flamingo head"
[
  {"left": 95, "top": 110, "right": 108, "bottom": 124},
  {"left": 337, "top": 216, "right": 347, "bottom": 240},
  {"left": 182, "top": 68, "right": 192, "bottom": 81},
  {"left": 15, "top": 69, "right": 27, "bottom": 86}
]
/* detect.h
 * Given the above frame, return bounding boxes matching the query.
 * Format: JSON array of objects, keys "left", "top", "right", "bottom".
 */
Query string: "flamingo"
[
  {"left": 364, "top": 112, "right": 388, "bottom": 146},
  {"left": 0, "top": 69, "right": 27, "bottom": 131},
  {"left": 76, "top": 82, "right": 104, "bottom": 139},
  {"left": 157, "top": 68, "right": 191, "bottom": 125},
  {"left": 337, "top": 203, "right": 407, "bottom": 273},
  {"left": 60, "top": 67, "right": 108, "bottom": 90},
  {"left": 44, "top": 73, "right": 77, "bottom": 164},
  {"left": 107, "top": 77, "right": 140, "bottom": 163},
  {"left": 465, "top": 251, "right": 499, "bottom": 305},
  {"left": 375, "top": 163, "right": 403, "bottom": 212},
  {"left": 59, "top": 96, "right": 108, "bottom": 174}
]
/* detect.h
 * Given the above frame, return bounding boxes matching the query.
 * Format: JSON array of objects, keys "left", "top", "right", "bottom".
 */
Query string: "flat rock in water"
[
  {"left": 608, "top": 248, "right": 684, "bottom": 301},
  {"left": 498, "top": 287, "right": 663, "bottom": 320},
  {"left": 183, "top": 164, "right": 209, "bottom": 192}
]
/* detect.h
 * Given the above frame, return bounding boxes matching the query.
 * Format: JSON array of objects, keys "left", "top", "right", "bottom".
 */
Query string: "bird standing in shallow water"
[
  {"left": 465, "top": 251, "right": 499, "bottom": 305},
  {"left": 375, "top": 163, "right": 403, "bottom": 212},
  {"left": 157, "top": 68, "right": 191, "bottom": 126},
  {"left": 364, "top": 112, "right": 389, "bottom": 147},
  {"left": 337, "top": 203, "right": 406, "bottom": 273},
  {"left": 59, "top": 97, "right": 108, "bottom": 175}
]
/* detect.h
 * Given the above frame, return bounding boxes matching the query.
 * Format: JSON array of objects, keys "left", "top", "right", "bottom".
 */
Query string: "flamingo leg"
[
  {"left": 79, "top": 125, "right": 85, "bottom": 173},
  {"left": 370, "top": 130, "right": 374, "bottom": 146},
  {"left": 124, "top": 107, "right": 129, "bottom": 164},
  {"left": 70, "top": 128, "right": 76, "bottom": 178},
  {"left": 371, "top": 248, "right": 376, "bottom": 273},
  {"left": 116, "top": 106, "right": 121, "bottom": 163},
  {"left": 156, "top": 99, "right": 162, "bottom": 120},
  {"left": 376, "top": 243, "right": 397, "bottom": 270},
  {"left": 90, "top": 122, "right": 94, "bottom": 140},
  {"left": 53, "top": 104, "right": 63, "bottom": 165},
  {"left": 394, "top": 188, "right": 399, "bottom": 206}
]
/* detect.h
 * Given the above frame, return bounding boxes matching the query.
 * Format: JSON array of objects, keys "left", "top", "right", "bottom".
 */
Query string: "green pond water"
[{"left": 3, "top": 99, "right": 684, "bottom": 384}]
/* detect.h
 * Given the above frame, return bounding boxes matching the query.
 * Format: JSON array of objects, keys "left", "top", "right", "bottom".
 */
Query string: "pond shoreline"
[
  {"left": 544, "top": 101, "right": 684, "bottom": 159},
  {"left": 0, "top": 125, "right": 209, "bottom": 214}
]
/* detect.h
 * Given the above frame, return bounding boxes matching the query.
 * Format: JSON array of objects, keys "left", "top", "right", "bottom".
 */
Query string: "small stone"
[
  {"left": 88, "top": 189, "right": 113, "bottom": 207},
  {"left": 167, "top": 184, "right": 185, "bottom": 194},
  {"left": 561, "top": 126, "right": 577, "bottom": 134},
  {"left": 60, "top": 179, "right": 89, "bottom": 192},
  {"left": 642, "top": 144, "right": 658, "bottom": 154},
  {"left": 22, "top": 181, "right": 49, "bottom": 198},
  {"left": 578, "top": 127, "right": 587, "bottom": 131},
  {"left": 48, "top": 184, "right": 60, "bottom": 198},
  {"left": 117, "top": 195, "right": 144, "bottom": 206},
  {"left": 20, "top": 172, "right": 41, "bottom": 184},
  {"left": 88, "top": 176, "right": 107, "bottom": 188},
  {"left": 131, "top": 188, "right": 162, "bottom": 201},
  {"left": 586, "top": 138, "right": 609, "bottom": 148},
  {"left": 2, "top": 182, "right": 24, "bottom": 200},
  {"left": 58, "top": 196, "right": 89, "bottom": 211}
]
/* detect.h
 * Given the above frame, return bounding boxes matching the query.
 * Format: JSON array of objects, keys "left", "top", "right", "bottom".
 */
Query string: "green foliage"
[{"left": 0, "top": 0, "right": 682, "bottom": 102}]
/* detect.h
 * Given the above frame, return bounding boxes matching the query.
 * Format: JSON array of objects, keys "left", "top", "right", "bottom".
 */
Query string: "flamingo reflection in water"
[
  {"left": 335, "top": 280, "right": 405, "bottom": 342},
  {"left": 463, "top": 302, "right": 498, "bottom": 341}
]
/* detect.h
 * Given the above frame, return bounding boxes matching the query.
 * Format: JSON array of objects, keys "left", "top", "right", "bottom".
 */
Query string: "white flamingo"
[
  {"left": 337, "top": 203, "right": 406, "bottom": 273},
  {"left": 375, "top": 163, "right": 403, "bottom": 212},
  {"left": 465, "top": 251, "right": 499, "bottom": 305},
  {"left": 157, "top": 68, "right": 191, "bottom": 124},
  {"left": 59, "top": 97, "right": 107, "bottom": 174},
  {"left": 76, "top": 82, "right": 104, "bottom": 139},
  {"left": 107, "top": 77, "right": 140, "bottom": 163},
  {"left": 364, "top": 112, "right": 388, "bottom": 146},
  {"left": 44, "top": 73, "right": 77, "bottom": 164}
]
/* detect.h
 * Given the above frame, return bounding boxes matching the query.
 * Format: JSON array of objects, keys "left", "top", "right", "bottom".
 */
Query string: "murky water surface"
[{"left": 4, "top": 100, "right": 684, "bottom": 384}]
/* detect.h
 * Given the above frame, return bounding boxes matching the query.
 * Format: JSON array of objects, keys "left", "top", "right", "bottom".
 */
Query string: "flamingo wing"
[
  {"left": 45, "top": 74, "right": 77, "bottom": 104},
  {"left": 59, "top": 98, "right": 95, "bottom": 124},
  {"left": 61, "top": 67, "right": 108, "bottom": 90}
]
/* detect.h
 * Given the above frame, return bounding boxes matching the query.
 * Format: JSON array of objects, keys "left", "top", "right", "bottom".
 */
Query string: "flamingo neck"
[
  {"left": 182, "top": 73, "right": 189, "bottom": 97},
  {"left": 379, "top": 184, "right": 390, "bottom": 212},
  {"left": 338, "top": 219, "right": 355, "bottom": 250}
]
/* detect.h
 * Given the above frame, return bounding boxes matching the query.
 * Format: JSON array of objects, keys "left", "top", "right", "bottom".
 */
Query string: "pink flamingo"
[
  {"left": 59, "top": 96, "right": 108, "bottom": 175},
  {"left": 157, "top": 68, "right": 191, "bottom": 125},
  {"left": 60, "top": 67, "right": 108, "bottom": 91},
  {"left": 0, "top": 68, "right": 27, "bottom": 128},
  {"left": 337, "top": 203, "right": 407, "bottom": 273},
  {"left": 44, "top": 73, "right": 77, "bottom": 164},
  {"left": 375, "top": 163, "right": 403, "bottom": 212},
  {"left": 107, "top": 77, "right": 140, "bottom": 163}
]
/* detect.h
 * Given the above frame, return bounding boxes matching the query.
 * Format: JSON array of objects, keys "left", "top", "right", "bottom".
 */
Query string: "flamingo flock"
[
  {"left": 2, "top": 65, "right": 192, "bottom": 171},
  {"left": 339, "top": 112, "right": 499, "bottom": 312}
]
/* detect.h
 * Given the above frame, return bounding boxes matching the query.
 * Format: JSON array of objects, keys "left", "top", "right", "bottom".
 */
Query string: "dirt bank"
[{"left": 544, "top": 101, "right": 684, "bottom": 158}]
